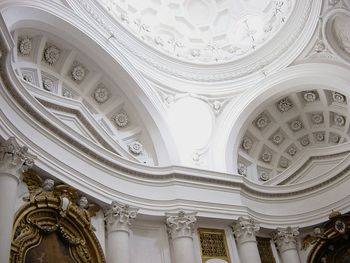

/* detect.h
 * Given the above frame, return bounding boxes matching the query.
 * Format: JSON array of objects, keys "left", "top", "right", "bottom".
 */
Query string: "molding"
[{"left": 0, "top": 2, "right": 350, "bottom": 228}]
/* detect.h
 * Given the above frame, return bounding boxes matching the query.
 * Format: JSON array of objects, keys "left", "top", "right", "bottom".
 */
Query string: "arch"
[
  {"left": 211, "top": 63, "right": 350, "bottom": 174},
  {"left": 0, "top": 0, "right": 179, "bottom": 166},
  {"left": 10, "top": 172, "right": 105, "bottom": 263}
]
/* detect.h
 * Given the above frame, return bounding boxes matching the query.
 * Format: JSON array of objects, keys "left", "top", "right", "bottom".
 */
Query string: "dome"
[
  {"left": 1, "top": 1, "right": 350, "bottom": 263},
  {"left": 98, "top": 0, "right": 295, "bottom": 64}
]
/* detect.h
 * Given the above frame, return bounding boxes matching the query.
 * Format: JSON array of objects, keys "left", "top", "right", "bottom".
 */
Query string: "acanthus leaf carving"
[
  {"left": 232, "top": 217, "right": 260, "bottom": 244},
  {"left": 166, "top": 211, "right": 197, "bottom": 239},
  {"left": 104, "top": 201, "right": 138, "bottom": 233}
]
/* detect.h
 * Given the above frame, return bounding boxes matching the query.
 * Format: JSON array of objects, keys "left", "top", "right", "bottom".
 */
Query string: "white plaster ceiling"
[
  {"left": 98, "top": 0, "right": 295, "bottom": 63},
  {"left": 238, "top": 88, "right": 350, "bottom": 182},
  {"left": 13, "top": 28, "right": 158, "bottom": 165}
]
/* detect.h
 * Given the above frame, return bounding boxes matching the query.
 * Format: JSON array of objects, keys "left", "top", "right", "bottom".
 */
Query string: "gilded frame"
[{"left": 10, "top": 172, "right": 105, "bottom": 263}]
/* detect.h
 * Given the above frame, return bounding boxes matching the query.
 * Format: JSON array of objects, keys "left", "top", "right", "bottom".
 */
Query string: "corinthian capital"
[
  {"left": 0, "top": 137, "right": 35, "bottom": 180},
  {"left": 273, "top": 227, "right": 299, "bottom": 253},
  {"left": 105, "top": 201, "right": 138, "bottom": 234},
  {"left": 232, "top": 217, "right": 260, "bottom": 244},
  {"left": 166, "top": 211, "right": 197, "bottom": 240}
]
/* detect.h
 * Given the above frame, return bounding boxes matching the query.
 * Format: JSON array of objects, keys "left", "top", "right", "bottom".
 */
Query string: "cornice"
[{"left": 1, "top": 5, "right": 350, "bottom": 227}]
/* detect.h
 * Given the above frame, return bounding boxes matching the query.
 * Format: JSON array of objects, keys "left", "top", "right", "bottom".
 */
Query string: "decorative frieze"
[
  {"left": 232, "top": 217, "right": 260, "bottom": 244},
  {"left": 273, "top": 227, "right": 299, "bottom": 253},
  {"left": 105, "top": 201, "right": 138, "bottom": 234},
  {"left": 166, "top": 211, "right": 197, "bottom": 239}
]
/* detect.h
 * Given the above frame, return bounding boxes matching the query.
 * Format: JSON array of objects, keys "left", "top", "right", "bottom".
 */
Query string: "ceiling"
[{"left": 98, "top": 0, "right": 295, "bottom": 64}]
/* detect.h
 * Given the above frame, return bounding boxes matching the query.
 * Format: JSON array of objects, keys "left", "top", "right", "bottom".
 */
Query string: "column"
[
  {"left": 166, "top": 211, "right": 197, "bottom": 263},
  {"left": 0, "top": 137, "right": 34, "bottom": 262},
  {"left": 273, "top": 227, "right": 301, "bottom": 263},
  {"left": 105, "top": 201, "right": 138, "bottom": 263},
  {"left": 232, "top": 217, "right": 262, "bottom": 263}
]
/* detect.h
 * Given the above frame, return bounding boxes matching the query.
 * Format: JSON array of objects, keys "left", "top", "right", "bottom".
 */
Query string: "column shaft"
[
  {"left": 273, "top": 227, "right": 301, "bottom": 263},
  {"left": 238, "top": 240, "right": 262, "bottom": 263},
  {"left": 166, "top": 211, "right": 197, "bottom": 263},
  {"left": 107, "top": 230, "right": 130, "bottom": 263},
  {"left": 0, "top": 173, "right": 18, "bottom": 263},
  {"left": 0, "top": 137, "right": 34, "bottom": 263},
  {"left": 105, "top": 201, "right": 138, "bottom": 263},
  {"left": 280, "top": 249, "right": 300, "bottom": 263},
  {"left": 172, "top": 236, "right": 196, "bottom": 263},
  {"left": 232, "top": 217, "right": 261, "bottom": 263}
]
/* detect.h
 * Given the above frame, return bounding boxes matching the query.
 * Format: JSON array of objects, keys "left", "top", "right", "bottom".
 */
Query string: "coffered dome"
[{"left": 237, "top": 88, "right": 350, "bottom": 183}]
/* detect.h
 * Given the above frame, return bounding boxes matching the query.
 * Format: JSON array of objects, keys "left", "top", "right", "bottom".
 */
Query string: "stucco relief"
[
  {"left": 324, "top": 9, "right": 350, "bottom": 64},
  {"left": 333, "top": 14, "right": 350, "bottom": 55}
]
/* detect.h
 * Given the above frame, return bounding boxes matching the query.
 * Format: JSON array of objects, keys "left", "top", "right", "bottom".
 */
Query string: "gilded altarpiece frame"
[
  {"left": 10, "top": 172, "right": 105, "bottom": 263},
  {"left": 304, "top": 212, "right": 350, "bottom": 263},
  {"left": 198, "top": 228, "right": 231, "bottom": 263}
]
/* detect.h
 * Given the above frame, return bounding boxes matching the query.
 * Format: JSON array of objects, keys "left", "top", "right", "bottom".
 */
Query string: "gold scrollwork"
[
  {"left": 305, "top": 211, "right": 350, "bottom": 263},
  {"left": 10, "top": 171, "right": 105, "bottom": 263}
]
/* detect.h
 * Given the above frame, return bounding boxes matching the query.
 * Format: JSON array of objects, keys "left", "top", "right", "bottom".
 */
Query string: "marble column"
[
  {"left": 232, "top": 217, "right": 262, "bottom": 263},
  {"left": 166, "top": 211, "right": 197, "bottom": 263},
  {"left": 273, "top": 227, "right": 301, "bottom": 263},
  {"left": 0, "top": 137, "right": 34, "bottom": 262},
  {"left": 105, "top": 201, "right": 138, "bottom": 263}
]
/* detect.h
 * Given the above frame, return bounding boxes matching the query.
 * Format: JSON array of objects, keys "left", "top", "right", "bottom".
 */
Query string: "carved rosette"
[
  {"left": 273, "top": 227, "right": 299, "bottom": 253},
  {"left": 0, "top": 137, "right": 35, "bottom": 181},
  {"left": 232, "top": 217, "right": 260, "bottom": 244},
  {"left": 104, "top": 201, "right": 138, "bottom": 234},
  {"left": 166, "top": 211, "right": 197, "bottom": 240}
]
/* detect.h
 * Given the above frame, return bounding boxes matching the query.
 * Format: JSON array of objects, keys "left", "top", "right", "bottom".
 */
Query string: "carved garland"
[{"left": 10, "top": 172, "right": 105, "bottom": 263}]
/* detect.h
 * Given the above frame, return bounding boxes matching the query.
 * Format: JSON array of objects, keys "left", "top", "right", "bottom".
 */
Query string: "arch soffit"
[
  {"left": 210, "top": 63, "right": 350, "bottom": 173},
  {"left": 0, "top": 1, "right": 179, "bottom": 165}
]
